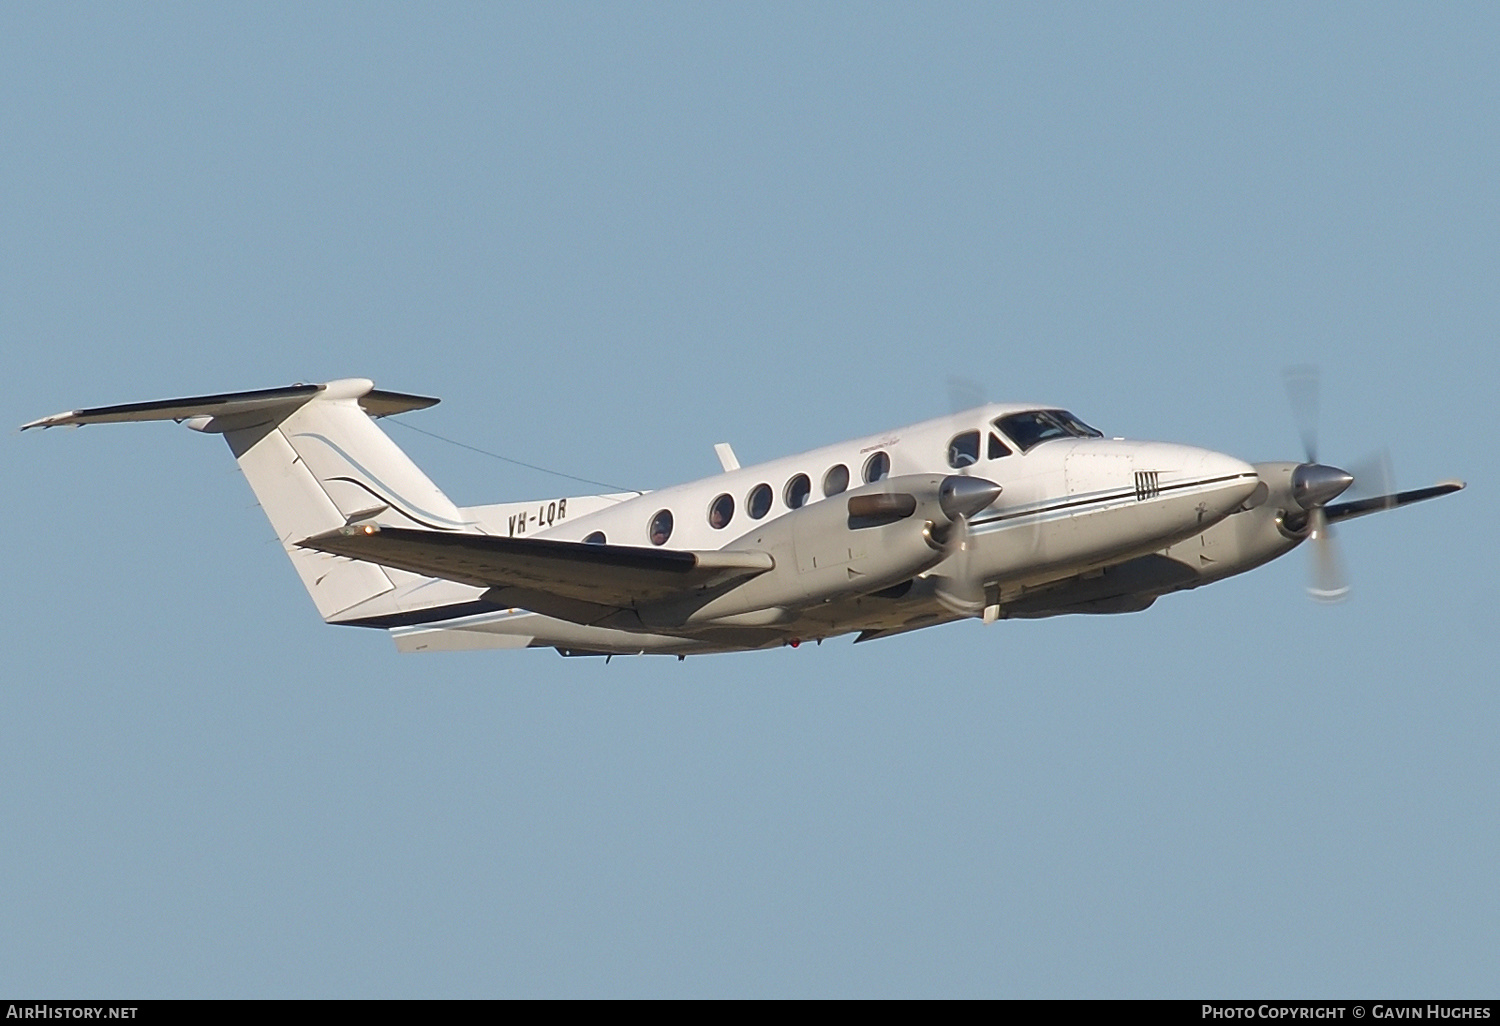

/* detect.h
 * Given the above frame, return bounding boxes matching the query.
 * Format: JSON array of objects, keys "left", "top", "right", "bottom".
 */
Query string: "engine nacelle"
[
  {"left": 1153, "top": 461, "right": 1305, "bottom": 589},
  {"left": 639, "top": 474, "right": 974, "bottom": 629},
  {"left": 990, "top": 461, "right": 1303, "bottom": 618}
]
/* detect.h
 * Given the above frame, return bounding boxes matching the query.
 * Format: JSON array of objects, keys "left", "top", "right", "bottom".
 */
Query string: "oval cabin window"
[
  {"left": 747, "top": 483, "right": 773, "bottom": 520},
  {"left": 784, "top": 473, "right": 811, "bottom": 510},
  {"left": 648, "top": 509, "right": 674, "bottom": 546},
  {"left": 823, "top": 463, "right": 850, "bottom": 497},
  {"left": 708, "top": 493, "right": 734, "bottom": 530}
]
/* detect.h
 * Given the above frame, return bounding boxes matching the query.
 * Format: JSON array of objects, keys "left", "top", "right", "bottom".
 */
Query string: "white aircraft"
[{"left": 23, "top": 376, "right": 1463, "bottom": 658}]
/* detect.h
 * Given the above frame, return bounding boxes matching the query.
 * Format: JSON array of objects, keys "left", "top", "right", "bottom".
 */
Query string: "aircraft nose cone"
[
  {"left": 1292, "top": 463, "right": 1355, "bottom": 509},
  {"left": 939, "top": 475, "right": 1002, "bottom": 520}
]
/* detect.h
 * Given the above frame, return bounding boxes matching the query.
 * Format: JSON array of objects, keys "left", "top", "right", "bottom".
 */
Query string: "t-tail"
[{"left": 23, "top": 378, "right": 473, "bottom": 622}]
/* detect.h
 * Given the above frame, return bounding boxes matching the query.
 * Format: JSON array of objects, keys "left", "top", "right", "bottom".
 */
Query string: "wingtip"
[
  {"left": 296, "top": 523, "right": 382, "bottom": 549},
  {"left": 19, "top": 411, "right": 79, "bottom": 431}
]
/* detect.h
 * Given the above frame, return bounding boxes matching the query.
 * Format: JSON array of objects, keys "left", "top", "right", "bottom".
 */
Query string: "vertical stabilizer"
[
  {"left": 225, "top": 418, "right": 396, "bottom": 619},
  {"left": 214, "top": 379, "right": 472, "bottom": 620},
  {"left": 23, "top": 377, "right": 465, "bottom": 622}
]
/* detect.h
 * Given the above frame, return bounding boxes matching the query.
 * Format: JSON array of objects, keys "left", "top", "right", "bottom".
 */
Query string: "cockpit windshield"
[
  {"left": 1050, "top": 410, "right": 1103, "bottom": 439},
  {"left": 993, "top": 409, "right": 1104, "bottom": 452}
]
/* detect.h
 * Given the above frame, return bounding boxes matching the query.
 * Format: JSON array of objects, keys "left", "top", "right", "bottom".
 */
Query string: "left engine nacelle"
[{"left": 640, "top": 474, "right": 992, "bottom": 629}]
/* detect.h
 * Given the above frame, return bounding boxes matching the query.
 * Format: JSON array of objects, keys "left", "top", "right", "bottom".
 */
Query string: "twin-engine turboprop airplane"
[{"left": 23, "top": 377, "right": 1464, "bottom": 657}]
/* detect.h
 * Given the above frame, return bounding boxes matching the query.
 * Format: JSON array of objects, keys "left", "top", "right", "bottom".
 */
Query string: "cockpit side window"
[
  {"left": 988, "top": 432, "right": 1011, "bottom": 459},
  {"left": 947, "top": 430, "right": 980, "bottom": 468},
  {"left": 994, "top": 412, "right": 1070, "bottom": 452}
]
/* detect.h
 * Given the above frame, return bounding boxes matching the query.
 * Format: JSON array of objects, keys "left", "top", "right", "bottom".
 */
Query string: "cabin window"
[
  {"left": 988, "top": 432, "right": 1011, "bottom": 460},
  {"left": 583, "top": 531, "right": 606, "bottom": 545},
  {"left": 648, "top": 509, "right": 674, "bottom": 546},
  {"left": 948, "top": 430, "right": 980, "bottom": 468},
  {"left": 784, "top": 473, "right": 811, "bottom": 510},
  {"left": 823, "top": 463, "right": 850, "bottom": 497},
  {"left": 862, "top": 451, "right": 890, "bottom": 483},
  {"left": 708, "top": 493, "right": 734, "bottom": 530},
  {"left": 747, "top": 483, "right": 773, "bottom": 520}
]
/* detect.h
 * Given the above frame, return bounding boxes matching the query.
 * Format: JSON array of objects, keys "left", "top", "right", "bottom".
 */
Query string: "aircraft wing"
[
  {"left": 299, "top": 524, "right": 774, "bottom": 607},
  {"left": 1326, "top": 481, "right": 1466, "bottom": 523}
]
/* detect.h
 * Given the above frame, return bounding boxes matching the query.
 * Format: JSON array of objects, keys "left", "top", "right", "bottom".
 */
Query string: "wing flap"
[{"left": 299, "top": 525, "right": 773, "bottom": 607}]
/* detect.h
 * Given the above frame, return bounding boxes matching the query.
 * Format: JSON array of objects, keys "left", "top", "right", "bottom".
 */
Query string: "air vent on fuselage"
[{"left": 1134, "top": 470, "right": 1160, "bottom": 501}]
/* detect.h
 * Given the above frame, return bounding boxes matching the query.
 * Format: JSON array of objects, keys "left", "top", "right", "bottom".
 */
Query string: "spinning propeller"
[
  {"left": 1282, "top": 365, "right": 1373, "bottom": 603},
  {"left": 929, "top": 475, "right": 1003, "bottom": 617},
  {"left": 846, "top": 470, "right": 1002, "bottom": 618},
  {"left": 929, "top": 378, "right": 1006, "bottom": 616}
]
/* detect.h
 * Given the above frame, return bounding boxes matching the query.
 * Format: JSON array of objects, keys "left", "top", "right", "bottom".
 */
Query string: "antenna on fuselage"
[{"left": 713, "top": 443, "right": 740, "bottom": 473}]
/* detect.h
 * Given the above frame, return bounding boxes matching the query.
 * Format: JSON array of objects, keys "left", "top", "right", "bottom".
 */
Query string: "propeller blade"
[
  {"left": 946, "top": 376, "right": 986, "bottom": 417},
  {"left": 929, "top": 477, "right": 1002, "bottom": 617},
  {"left": 1343, "top": 448, "right": 1395, "bottom": 509},
  {"left": 943, "top": 377, "right": 989, "bottom": 477},
  {"left": 1283, "top": 364, "right": 1321, "bottom": 464},
  {"left": 932, "top": 515, "right": 986, "bottom": 616},
  {"left": 1306, "top": 507, "right": 1350, "bottom": 603}
]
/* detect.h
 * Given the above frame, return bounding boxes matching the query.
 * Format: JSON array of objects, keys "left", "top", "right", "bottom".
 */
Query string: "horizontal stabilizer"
[
  {"left": 1326, "top": 480, "right": 1466, "bottom": 523},
  {"left": 21, "top": 382, "right": 439, "bottom": 430},
  {"left": 299, "top": 525, "right": 774, "bottom": 608}
]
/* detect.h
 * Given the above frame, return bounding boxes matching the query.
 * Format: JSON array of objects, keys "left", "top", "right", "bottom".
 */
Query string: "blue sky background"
[{"left": 3, "top": 3, "right": 1495, "bottom": 997}]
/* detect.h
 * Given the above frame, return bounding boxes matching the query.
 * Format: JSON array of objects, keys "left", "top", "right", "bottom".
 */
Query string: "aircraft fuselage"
[
  {"left": 437, "top": 404, "right": 1261, "bottom": 654},
  {"left": 27, "top": 379, "right": 1459, "bottom": 658}
]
